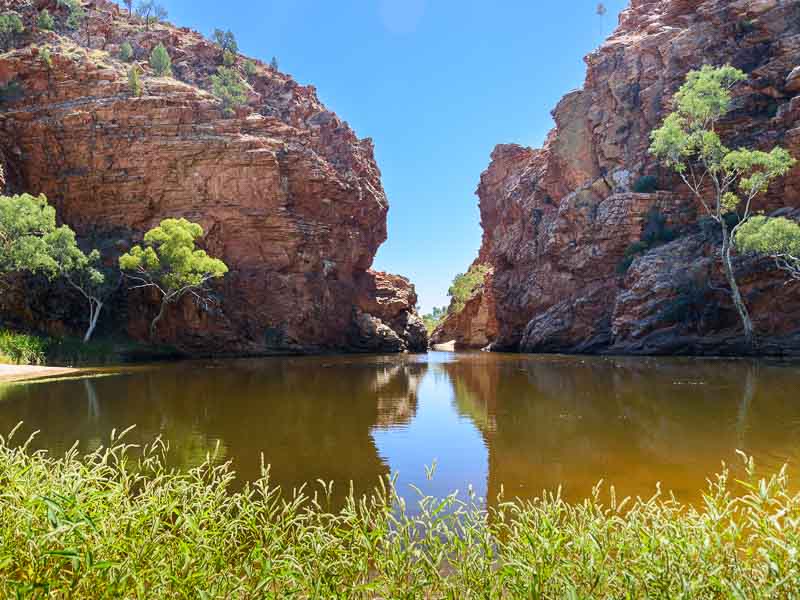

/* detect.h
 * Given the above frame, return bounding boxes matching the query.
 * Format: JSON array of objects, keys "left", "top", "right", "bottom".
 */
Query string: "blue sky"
[{"left": 159, "top": 0, "right": 628, "bottom": 313}]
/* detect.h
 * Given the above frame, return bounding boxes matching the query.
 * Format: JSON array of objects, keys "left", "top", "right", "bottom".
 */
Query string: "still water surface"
[{"left": 1, "top": 352, "right": 799, "bottom": 505}]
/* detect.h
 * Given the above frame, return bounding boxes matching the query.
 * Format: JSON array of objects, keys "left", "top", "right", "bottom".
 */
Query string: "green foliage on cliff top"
[
  {"left": 148, "top": 43, "right": 171, "bottom": 77},
  {"left": 211, "top": 66, "right": 247, "bottom": 116},
  {"left": 118, "top": 41, "right": 133, "bottom": 62},
  {"left": 0, "top": 432, "right": 799, "bottom": 597},
  {"left": 447, "top": 264, "right": 490, "bottom": 314},
  {"left": 37, "top": 9, "right": 55, "bottom": 31},
  {"left": 0, "top": 12, "right": 24, "bottom": 49}
]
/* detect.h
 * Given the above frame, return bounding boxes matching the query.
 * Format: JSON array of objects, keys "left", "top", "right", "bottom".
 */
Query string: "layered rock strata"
[
  {"left": 0, "top": 0, "right": 426, "bottom": 354},
  {"left": 461, "top": 0, "right": 800, "bottom": 355}
]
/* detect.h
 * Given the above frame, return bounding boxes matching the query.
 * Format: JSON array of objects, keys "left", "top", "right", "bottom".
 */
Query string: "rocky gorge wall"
[
  {"left": 441, "top": 0, "right": 800, "bottom": 355},
  {"left": 0, "top": 0, "right": 427, "bottom": 354}
]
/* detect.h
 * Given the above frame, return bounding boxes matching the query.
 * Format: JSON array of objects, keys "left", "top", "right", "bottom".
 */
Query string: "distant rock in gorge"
[
  {"left": 441, "top": 0, "right": 800, "bottom": 355},
  {"left": 0, "top": 0, "right": 427, "bottom": 354}
]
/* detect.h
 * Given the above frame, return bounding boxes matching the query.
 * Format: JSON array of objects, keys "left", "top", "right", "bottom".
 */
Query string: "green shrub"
[
  {"left": 37, "top": 9, "right": 55, "bottom": 31},
  {"left": 617, "top": 208, "right": 676, "bottom": 274},
  {"left": 0, "top": 80, "right": 23, "bottom": 104},
  {"left": 632, "top": 174, "right": 658, "bottom": 193},
  {"left": 0, "top": 12, "right": 24, "bottom": 50},
  {"left": 0, "top": 330, "right": 49, "bottom": 365},
  {"left": 211, "top": 66, "right": 247, "bottom": 116},
  {"left": 222, "top": 48, "right": 235, "bottom": 67},
  {"left": 148, "top": 42, "right": 171, "bottom": 77},
  {"left": 127, "top": 65, "right": 142, "bottom": 96},
  {"left": 448, "top": 264, "right": 491, "bottom": 314},
  {"left": 40, "top": 47, "right": 52, "bottom": 68},
  {"left": 58, "top": 0, "right": 85, "bottom": 31},
  {"left": 243, "top": 59, "right": 257, "bottom": 78},
  {"left": 118, "top": 41, "right": 133, "bottom": 62},
  {"left": 0, "top": 436, "right": 798, "bottom": 597}
]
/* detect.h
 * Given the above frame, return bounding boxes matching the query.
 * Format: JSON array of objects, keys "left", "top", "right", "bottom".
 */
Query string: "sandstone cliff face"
[
  {"left": 0, "top": 0, "right": 426, "bottom": 354},
  {"left": 471, "top": 0, "right": 800, "bottom": 355}
]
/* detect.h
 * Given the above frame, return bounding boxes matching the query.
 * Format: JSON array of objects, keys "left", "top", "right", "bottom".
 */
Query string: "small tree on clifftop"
[
  {"left": 211, "top": 66, "right": 247, "bottom": 116},
  {"left": 119, "top": 218, "right": 228, "bottom": 339},
  {"left": 649, "top": 65, "right": 796, "bottom": 347},
  {"left": 149, "top": 43, "right": 171, "bottom": 76}
]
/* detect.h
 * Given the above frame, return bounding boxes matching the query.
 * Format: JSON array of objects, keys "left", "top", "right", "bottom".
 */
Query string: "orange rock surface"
[
  {"left": 462, "top": 0, "right": 800, "bottom": 355},
  {"left": 0, "top": 0, "right": 426, "bottom": 354}
]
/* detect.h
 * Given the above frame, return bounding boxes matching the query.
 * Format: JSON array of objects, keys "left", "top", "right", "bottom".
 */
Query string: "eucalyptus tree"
[
  {"left": 0, "top": 193, "right": 110, "bottom": 342},
  {"left": 649, "top": 65, "right": 795, "bottom": 346},
  {"left": 119, "top": 218, "right": 228, "bottom": 339}
]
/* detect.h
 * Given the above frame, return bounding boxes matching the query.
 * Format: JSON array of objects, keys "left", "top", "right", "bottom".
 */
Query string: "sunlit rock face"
[
  {"left": 0, "top": 0, "right": 426, "bottom": 354},
  {"left": 471, "top": 0, "right": 800, "bottom": 355}
]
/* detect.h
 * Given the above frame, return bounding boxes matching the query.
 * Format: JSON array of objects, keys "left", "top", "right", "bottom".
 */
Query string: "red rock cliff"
[
  {"left": 0, "top": 0, "right": 427, "bottom": 354},
  {"left": 472, "top": 0, "right": 800, "bottom": 355}
]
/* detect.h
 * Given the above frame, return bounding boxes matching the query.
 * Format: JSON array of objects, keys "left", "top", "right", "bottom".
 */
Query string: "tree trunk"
[
  {"left": 720, "top": 223, "right": 755, "bottom": 348},
  {"left": 150, "top": 298, "right": 168, "bottom": 340},
  {"left": 83, "top": 298, "right": 103, "bottom": 343}
]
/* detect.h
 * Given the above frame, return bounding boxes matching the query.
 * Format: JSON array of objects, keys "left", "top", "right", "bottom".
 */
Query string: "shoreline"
[{"left": 0, "top": 364, "right": 81, "bottom": 383}]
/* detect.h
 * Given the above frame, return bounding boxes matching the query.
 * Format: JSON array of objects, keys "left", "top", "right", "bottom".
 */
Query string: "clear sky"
[{"left": 158, "top": 0, "right": 628, "bottom": 313}]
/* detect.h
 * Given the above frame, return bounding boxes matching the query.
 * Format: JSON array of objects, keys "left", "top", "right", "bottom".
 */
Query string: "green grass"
[
  {"left": 0, "top": 328, "right": 179, "bottom": 367},
  {"left": 1, "top": 428, "right": 799, "bottom": 598},
  {"left": 0, "top": 330, "right": 49, "bottom": 365}
]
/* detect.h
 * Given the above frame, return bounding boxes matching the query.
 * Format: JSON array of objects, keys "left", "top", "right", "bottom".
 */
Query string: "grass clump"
[
  {"left": 0, "top": 330, "right": 49, "bottom": 364},
  {"left": 1, "top": 430, "right": 799, "bottom": 598}
]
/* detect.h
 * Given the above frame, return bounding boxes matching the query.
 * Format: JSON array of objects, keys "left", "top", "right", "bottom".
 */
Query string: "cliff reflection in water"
[
  {"left": 441, "top": 354, "right": 800, "bottom": 503},
  {"left": 0, "top": 356, "right": 429, "bottom": 501},
  {"left": 1, "top": 353, "right": 800, "bottom": 506}
]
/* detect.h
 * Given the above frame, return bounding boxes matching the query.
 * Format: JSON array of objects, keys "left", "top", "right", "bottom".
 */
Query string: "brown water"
[{"left": 1, "top": 352, "right": 799, "bottom": 506}]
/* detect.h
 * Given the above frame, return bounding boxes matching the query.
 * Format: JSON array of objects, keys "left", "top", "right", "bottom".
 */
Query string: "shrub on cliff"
[
  {"left": 243, "top": 59, "right": 258, "bottom": 78},
  {"left": 0, "top": 12, "right": 24, "bottom": 50},
  {"left": 0, "top": 194, "right": 110, "bottom": 343},
  {"left": 632, "top": 174, "right": 658, "bottom": 193},
  {"left": 119, "top": 41, "right": 133, "bottom": 62},
  {"left": 127, "top": 65, "right": 142, "bottom": 96},
  {"left": 57, "top": 0, "right": 85, "bottom": 31},
  {"left": 448, "top": 264, "right": 491, "bottom": 314},
  {"left": 649, "top": 65, "right": 796, "bottom": 347},
  {"left": 211, "top": 66, "right": 247, "bottom": 116},
  {"left": 119, "top": 218, "right": 228, "bottom": 339},
  {"left": 148, "top": 43, "right": 171, "bottom": 77},
  {"left": 222, "top": 49, "right": 236, "bottom": 67},
  {"left": 37, "top": 9, "right": 55, "bottom": 31}
]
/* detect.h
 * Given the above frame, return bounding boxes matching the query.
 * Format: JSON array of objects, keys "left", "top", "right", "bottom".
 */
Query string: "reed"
[{"left": 1, "top": 426, "right": 798, "bottom": 598}]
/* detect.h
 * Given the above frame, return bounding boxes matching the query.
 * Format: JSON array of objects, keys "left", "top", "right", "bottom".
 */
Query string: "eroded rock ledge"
[
  {"left": 0, "top": 0, "right": 426, "bottom": 354},
  {"left": 449, "top": 0, "right": 800, "bottom": 355}
]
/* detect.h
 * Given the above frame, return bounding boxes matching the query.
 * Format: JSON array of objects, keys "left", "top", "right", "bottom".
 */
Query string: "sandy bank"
[{"left": 0, "top": 364, "right": 80, "bottom": 383}]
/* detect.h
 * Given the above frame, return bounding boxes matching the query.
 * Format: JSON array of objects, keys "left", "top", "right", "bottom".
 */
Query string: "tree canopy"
[
  {"left": 119, "top": 218, "right": 228, "bottom": 338},
  {"left": 649, "top": 65, "right": 795, "bottom": 346},
  {"left": 735, "top": 215, "right": 800, "bottom": 282},
  {"left": 0, "top": 194, "right": 108, "bottom": 342}
]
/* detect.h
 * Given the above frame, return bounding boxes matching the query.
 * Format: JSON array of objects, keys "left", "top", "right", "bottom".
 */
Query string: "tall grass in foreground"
[{"left": 1, "top": 428, "right": 799, "bottom": 598}]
